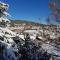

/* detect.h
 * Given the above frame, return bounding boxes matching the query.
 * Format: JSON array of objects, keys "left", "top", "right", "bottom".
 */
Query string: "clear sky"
[{"left": 1, "top": 0, "right": 51, "bottom": 24}]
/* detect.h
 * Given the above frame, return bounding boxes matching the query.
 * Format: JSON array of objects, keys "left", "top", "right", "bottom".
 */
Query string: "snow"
[
  {"left": 30, "top": 35, "right": 36, "bottom": 40},
  {"left": 0, "top": 35, "right": 18, "bottom": 60},
  {"left": 0, "top": 1, "right": 9, "bottom": 7},
  {"left": 42, "top": 43, "right": 60, "bottom": 56},
  {"left": 0, "top": 17, "right": 10, "bottom": 22},
  {"left": 0, "top": 1, "right": 19, "bottom": 60},
  {"left": 6, "top": 38, "right": 14, "bottom": 43},
  {"left": 0, "top": 27, "right": 16, "bottom": 36},
  {"left": 50, "top": 33, "right": 57, "bottom": 39},
  {"left": 0, "top": 26, "right": 18, "bottom": 60},
  {"left": 38, "top": 36, "right": 43, "bottom": 40},
  {"left": 3, "top": 12, "right": 10, "bottom": 16},
  {"left": 0, "top": 32, "right": 4, "bottom": 36},
  {"left": 19, "top": 35, "right": 25, "bottom": 40},
  {"left": 24, "top": 30, "right": 39, "bottom": 34},
  {"left": 5, "top": 34, "right": 15, "bottom": 38},
  {"left": 6, "top": 44, "right": 17, "bottom": 60}
]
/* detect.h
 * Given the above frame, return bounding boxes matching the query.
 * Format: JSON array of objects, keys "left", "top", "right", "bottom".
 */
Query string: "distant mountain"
[
  {"left": 10, "top": 19, "right": 56, "bottom": 27},
  {"left": 11, "top": 20, "right": 40, "bottom": 26},
  {"left": 11, "top": 20, "right": 41, "bottom": 25}
]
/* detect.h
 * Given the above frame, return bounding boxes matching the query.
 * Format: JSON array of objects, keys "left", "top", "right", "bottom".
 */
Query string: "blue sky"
[{"left": 1, "top": 0, "right": 51, "bottom": 24}]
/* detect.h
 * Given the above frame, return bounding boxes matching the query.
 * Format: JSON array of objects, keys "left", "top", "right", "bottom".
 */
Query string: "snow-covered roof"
[{"left": 24, "top": 30, "right": 39, "bottom": 34}]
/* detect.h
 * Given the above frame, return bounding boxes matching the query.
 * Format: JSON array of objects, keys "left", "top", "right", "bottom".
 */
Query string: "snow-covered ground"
[
  {"left": 0, "top": 27, "right": 16, "bottom": 36},
  {"left": 41, "top": 43, "right": 60, "bottom": 60},
  {"left": 0, "top": 26, "right": 60, "bottom": 60},
  {"left": 0, "top": 9, "right": 59, "bottom": 60},
  {"left": 0, "top": 26, "right": 19, "bottom": 60}
]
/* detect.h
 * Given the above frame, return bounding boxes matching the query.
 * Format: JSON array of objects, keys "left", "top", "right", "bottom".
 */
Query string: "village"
[{"left": 0, "top": 18, "right": 60, "bottom": 40}]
